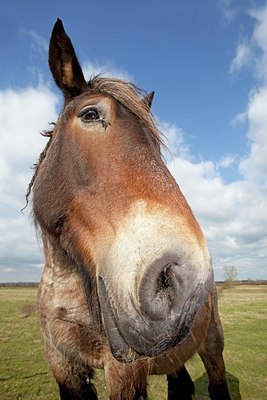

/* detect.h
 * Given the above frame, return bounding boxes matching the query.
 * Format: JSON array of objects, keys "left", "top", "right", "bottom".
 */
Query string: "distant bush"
[
  {"left": 223, "top": 265, "right": 238, "bottom": 289},
  {"left": 222, "top": 278, "right": 236, "bottom": 289}
]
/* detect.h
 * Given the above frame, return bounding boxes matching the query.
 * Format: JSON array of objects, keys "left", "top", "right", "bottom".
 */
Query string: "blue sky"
[
  {"left": 0, "top": 0, "right": 267, "bottom": 282},
  {"left": 0, "top": 0, "right": 252, "bottom": 162}
]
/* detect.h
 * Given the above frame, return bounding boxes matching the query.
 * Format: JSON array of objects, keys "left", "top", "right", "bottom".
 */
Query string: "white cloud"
[
  {"left": 0, "top": 214, "right": 40, "bottom": 263},
  {"left": 231, "top": 110, "right": 247, "bottom": 126},
  {"left": 239, "top": 86, "right": 267, "bottom": 183},
  {"left": 230, "top": 42, "right": 252, "bottom": 73},
  {"left": 217, "top": 154, "right": 236, "bottom": 169},
  {"left": 22, "top": 29, "right": 48, "bottom": 53},
  {"left": 219, "top": 0, "right": 239, "bottom": 25},
  {"left": 229, "top": 6, "right": 267, "bottom": 185},
  {"left": 250, "top": 6, "right": 267, "bottom": 81},
  {"left": 159, "top": 121, "right": 191, "bottom": 162},
  {"left": 230, "top": 5, "right": 267, "bottom": 81},
  {"left": 167, "top": 157, "right": 237, "bottom": 224},
  {"left": 0, "top": 86, "right": 59, "bottom": 210},
  {"left": 0, "top": 84, "right": 59, "bottom": 281},
  {"left": 82, "top": 61, "right": 132, "bottom": 82},
  {"left": 2, "top": 268, "right": 15, "bottom": 273},
  {"left": 166, "top": 153, "right": 267, "bottom": 280}
]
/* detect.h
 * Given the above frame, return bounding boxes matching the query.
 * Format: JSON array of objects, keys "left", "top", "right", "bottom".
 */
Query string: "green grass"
[{"left": 0, "top": 285, "right": 266, "bottom": 399}]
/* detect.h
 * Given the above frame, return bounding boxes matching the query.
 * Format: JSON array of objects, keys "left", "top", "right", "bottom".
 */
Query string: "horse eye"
[{"left": 79, "top": 108, "right": 100, "bottom": 122}]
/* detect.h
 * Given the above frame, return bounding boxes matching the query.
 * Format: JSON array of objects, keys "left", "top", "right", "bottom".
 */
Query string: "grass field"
[{"left": 0, "top": 285, "right": 266, "bottom": 399}]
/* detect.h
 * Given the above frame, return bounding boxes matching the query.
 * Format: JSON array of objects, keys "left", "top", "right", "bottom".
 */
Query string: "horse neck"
[{"left": 38, "top": 233, "right": 101, "bottom": 325}]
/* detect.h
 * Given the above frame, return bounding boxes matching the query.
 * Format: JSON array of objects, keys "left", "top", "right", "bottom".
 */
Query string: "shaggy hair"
[{"left": 88, "top": 76, "right": 164, "bottom": 148}]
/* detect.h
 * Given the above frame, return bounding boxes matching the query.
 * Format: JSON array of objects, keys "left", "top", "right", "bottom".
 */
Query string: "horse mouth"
[
  {"left": 97, "top": 275, "right": 204, "bottom": 363},
  {"left": 98, "top": 276, "right": 140, "bottom": 363}
]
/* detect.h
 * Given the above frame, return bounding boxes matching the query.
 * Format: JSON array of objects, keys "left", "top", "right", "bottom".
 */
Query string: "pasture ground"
[{"left": 0, "top": 285, "right": 266, "bottom": 399}]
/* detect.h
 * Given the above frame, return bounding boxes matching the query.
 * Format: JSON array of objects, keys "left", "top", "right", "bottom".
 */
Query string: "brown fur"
[{"left": 30, "top": 19, "right": 231, "bottom": 400}]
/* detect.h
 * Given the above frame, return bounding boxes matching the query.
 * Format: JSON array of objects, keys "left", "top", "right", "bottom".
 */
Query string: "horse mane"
[
  {"left": 24, "top": 76, "right": 165, "bottom": 208},
  {"left": 87, "top": 75, "right": 165, "bottom": 150},
  {"left": 23, "top": 129, "right": 53, "bottom": 210}
]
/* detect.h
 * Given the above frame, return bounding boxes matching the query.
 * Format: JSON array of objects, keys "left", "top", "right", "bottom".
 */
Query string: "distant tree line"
[
  {"left": 0, "top": 282, "right": 38, "bottom": 287},
  {"left": 0, "top": 278, "right": 266, "bottom": 288}
]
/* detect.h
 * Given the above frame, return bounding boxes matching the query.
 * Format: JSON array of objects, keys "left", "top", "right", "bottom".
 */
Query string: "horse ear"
[
  {"left": 142, "top": 91, "right": 155, "bottom": 110},
  {"left": 49, "top": 19, "right": 86, "bottom": 98}
]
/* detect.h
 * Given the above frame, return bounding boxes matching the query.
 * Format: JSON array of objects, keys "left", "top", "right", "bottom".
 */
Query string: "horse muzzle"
[
  {"left": 98, "top": 250, "right": 213, "bottom": 362},
  {"left": 95, "top": 202, "right": 213, "bottom": 362}
]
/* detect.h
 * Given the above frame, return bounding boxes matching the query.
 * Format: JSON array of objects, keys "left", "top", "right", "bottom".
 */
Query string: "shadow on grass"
[{"left": 194, "top": 372, "right": 242, "bottom": 400}]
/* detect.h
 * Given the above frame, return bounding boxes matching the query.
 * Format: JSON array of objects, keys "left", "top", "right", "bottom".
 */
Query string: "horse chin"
[
  {"left": 98, "top": 274, "right": 195, "bottom": 363},
  {"left": 110, "top": 341, "right": 141, "bottom": 364}
]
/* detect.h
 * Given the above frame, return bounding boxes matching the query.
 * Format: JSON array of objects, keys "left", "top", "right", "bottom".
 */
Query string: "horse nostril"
[
  {"left": 139, "top": 255, "right": 186, "bottom": 321},
  {"left": 157, "top": 265, "right": 172, "bottom": 292}
]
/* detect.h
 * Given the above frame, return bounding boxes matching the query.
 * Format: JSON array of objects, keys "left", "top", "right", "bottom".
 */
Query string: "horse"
[{"left": 28, "top": 19, "right": 231, "bottom": 400}]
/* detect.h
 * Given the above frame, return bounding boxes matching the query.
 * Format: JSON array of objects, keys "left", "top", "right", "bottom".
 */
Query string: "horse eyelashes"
[{"left": 79, "top": 108, "right": 101, "bottom": 122}]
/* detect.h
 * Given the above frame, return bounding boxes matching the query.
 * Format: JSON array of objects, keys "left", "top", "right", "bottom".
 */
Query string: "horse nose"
[
  {"left": 138, "top": 253, "right": 190, "bottom": 322},
  {"left": 99, "top": 249, "right": 213, "bottom": 359}
]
